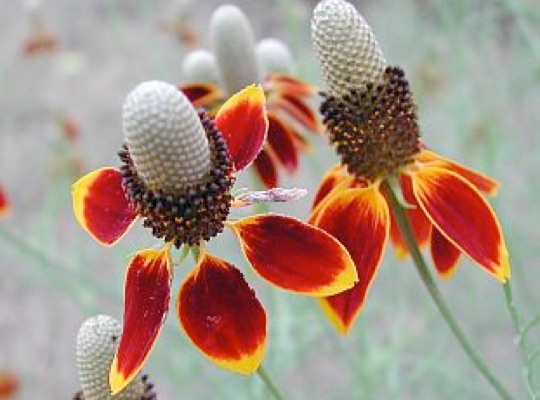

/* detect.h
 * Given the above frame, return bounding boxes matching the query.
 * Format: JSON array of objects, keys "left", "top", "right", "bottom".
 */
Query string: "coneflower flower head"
[
  {"left": 255, "top": 38, "right": 294, "bottom": 75},
  {"left": 123, "top": 81, "right": 211, "bottom": 191},
  {"left": 181, "top": 49, "right": 221, "bottom": 85},
  {"left": 210, "top": 5, "right": 261, "bottom": 95},
  {"left": 311, "top": 0, "right": 420, "bottom": 181},
  {"left": 76, "top": 315, "right": 147, "bottom": 399}
]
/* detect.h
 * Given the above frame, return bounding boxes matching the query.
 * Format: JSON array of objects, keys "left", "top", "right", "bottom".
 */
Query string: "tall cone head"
[
  {"left": 123, "top": 80, "right": 211, "bottom": 192},
  {"left": 76, "top": 315, "right": 145, "bottom": 399},
  {"left": 210, "top": 5, "right": 261, "bottom": 95},
  {"left": 311, "top": 0, "right": 387, "bottom": 98}
]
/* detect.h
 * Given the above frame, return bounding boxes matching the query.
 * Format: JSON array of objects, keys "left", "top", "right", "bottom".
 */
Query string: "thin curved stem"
[
  {"left": 383, "top": 181, "right": 515, "bottom": 400},
  {"left": 504, "top": 282, "right": 538, "bottom": 399},
  {"left": 256, "top": 366, "right": 287, "bottom": 400}
]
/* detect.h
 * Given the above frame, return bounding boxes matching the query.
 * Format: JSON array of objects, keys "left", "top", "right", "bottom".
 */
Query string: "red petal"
[
  {"left": 272, "top": 95, "right": 320, "bottom": 133},
  {"left": 230, "top": 214, "right": 357, "bottom": 296},
  {"left": 312, "top": 186, "right": 390, "bottom": 334},
  {"left": 410, "top": 166, "right": 510, "bottom": 281},
  {"left": 110, "top": 248, "right": 172, "bottom": 394},
  {"left": 265, "top": 73, "right": 316, "bottom": 97},
  {"left": 431, "top": 227, "right": 461, "bottom": 278},
  {"left": 180, "top": 83, "right": 224, "bottom": 109},
  {"left": 311, "top": 166, "right": 349, "bottom": 211},
  {"left": 23, "top": 32, "right": 58, "bottom": 56},
  {"left": 266, "top": 113, "right": 299, "bottom": 173},
  {"left": 0, "top": 370, "right": 18, "bottom": 397},
  {"left": 178, "top": 253, "right": 266, "bottom": 374},
  {"left": 0, "top": 186, "right": 10, "bottom": 217},
  {"left": 387, "top": 175, "right": 432, "bottom": 259},
  {"left": 72, "top": 168, "right": 138, "bottom": 246},
  {"left": 252, "top": 149, "right": 279, "bottom": 189},
  {"left": 417, "top": 149, "right": 499, "bottom": 195},
  {"left": 215, "top": 85, "right": 268, "bottom": 171}
]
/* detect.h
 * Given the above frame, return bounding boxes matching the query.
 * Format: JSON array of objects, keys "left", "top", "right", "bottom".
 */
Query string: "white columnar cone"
[
  {"left": 123, "top": 80, "right": 211, "bottom": 192},
  {"left": 311, "top": 0, "right": 387, "bottom": 98},
  {"left": 210, "top": 5, "right": 261, "bottom": 95},
  {"left": 255, "top": 38, "right": 294, "bottom": 75},
  {"left": 181, "top": 49, "right": 221, "bottom": 84},
  {"left": 76, "top": 315, "right": 144, "bottom": 400}
]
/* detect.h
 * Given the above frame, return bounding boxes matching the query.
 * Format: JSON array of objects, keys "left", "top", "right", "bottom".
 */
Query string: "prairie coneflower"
[
  {"left": 22, "top": 0, "right": 58, "bottom": 57},
  {"left": 0, "top": 370, "right": 18, "bottom": 400},
  {"left": 310, "top": 0, "right": 510, "bottom": 334},
  {"left": 181, "top": 4, "right": 321, "bottom": 189},
  {"left": 72, "top": 81, "right": 357, "bottom": 394}
]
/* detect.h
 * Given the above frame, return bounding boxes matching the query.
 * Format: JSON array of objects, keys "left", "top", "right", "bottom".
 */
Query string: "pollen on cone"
[
  {"left": 210, "top": 5, "right": 261, "bottom": 95},
  {"left": 311, "top": 0, "right": 387, "bottom": 98},
  {"left": 75, "top": 315, "right": 145, "bottom": 399},
  {"left": 123, "top": 80, "right": 211, "bottom": 192}
]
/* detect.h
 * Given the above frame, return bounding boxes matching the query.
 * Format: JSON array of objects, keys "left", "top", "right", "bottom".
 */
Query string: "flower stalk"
[
  {"left": 256, "top": 366, "right": 286, "bottom": 400},
  {"left": 382, "top": 180, "right": 514, "bottom": 400}
]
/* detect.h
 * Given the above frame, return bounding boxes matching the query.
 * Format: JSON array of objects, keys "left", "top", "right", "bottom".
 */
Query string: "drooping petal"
[
  {"left": 265, "top": 73, "right": 316, "bottom": 97},
  {"left": 431, "top": 227, "right": 461, "bottom": 278},
  {"left": 311, "top": 165, "right": 347, "bottom": 210},
  {"left": 387, "top": 175, "right": 432, "bottom": 259},
  {"left": 312, "top": 186, "right": 390, "bottom": 334},
  {"left": 0, "top": 370, "right": 18, "bottom": 397},
  {"left": 177, "top": 253, "right": 266, "bottom": 374},
  {"left": 0, "top": 185, "right": 10, "bottom": 217},
  {"left": 410, "top": 166, "right": 510, "bottom": 281},
  {"left": 215, "top": 85, "right": 268, "bottom": 171},
  {"left": 252, "top": 149, "right": 279, "bottom": 189},
  {"left": 229, "top": 214, "right": 357, "bottom": 296},
  {"left": 72, "top": 168, "right": 138, "bottom": 246},
  {"left": 110, "top": 248, "right": 172, "bottom": 394},
  {"left": 180, "top": 83, "right": 224, "bottom": 109},
  {"left": 417, "top": 149, "right": 499, "bottom": 195},
  {"left": 267, "top": 113, "right": 299, "bottom": 173},
  {"left": 272, "top": 94, "right": 320, "bottom": 133}
]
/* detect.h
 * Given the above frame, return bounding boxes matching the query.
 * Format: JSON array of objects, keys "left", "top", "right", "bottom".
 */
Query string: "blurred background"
[{"left": 1, "top": 0, "right": 539, "bottom": 398}]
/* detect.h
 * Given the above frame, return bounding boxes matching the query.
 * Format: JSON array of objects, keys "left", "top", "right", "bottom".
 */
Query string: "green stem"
[
  {"left": 383, "top": 181, "right": 515, "bottom": 400},
  {"left": 504, "top": 282, "right": 538, "bottom": 399},
  {"left": 256, "top": 366, "right": 287, "bottom": 400}
]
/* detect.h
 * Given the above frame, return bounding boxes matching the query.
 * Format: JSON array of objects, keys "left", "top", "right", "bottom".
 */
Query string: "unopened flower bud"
[
  {"left": 311, "top": 0, "right": 387, "bottom": 98},
  {"left": 123, "top": 81, "right": 211, "bottom": 192},
  {"left": 210, "top": 5, "right": 261, "bottom": 95},
  {"left": 76, "top": 315, "right": 145, "bottom": 399}
]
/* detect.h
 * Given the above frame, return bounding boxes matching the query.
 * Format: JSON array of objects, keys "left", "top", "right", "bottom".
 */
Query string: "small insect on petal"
[
  {"left": 72, "top": 168, "right": 138, "bottom": 246},
  {"left": 229, "top": 214, "right": 357, "bottom": 296},
  {"left": 431, "top": 227, "right": 461, "bottom": 279},
  {"left": 312, "top": 186, "right": 390, "bottom": 334},
  {"left": 0, "top": 186, "right": 10, "bottom": 217},
  {"left": 178, "top": 253, "right": 266, "bottom": 374},
  {"left": 231, "top": 188, "right": 307, "bottom": 207},
  {"left": 410, "top": 166, "right": 510, "bottom": 282},
  {"left": 110, "top": 248, "right": 172, "bottom": 395},
  {"left": 180, "top": 83, "right": 224, "bottom": 109},
  {"left": 215, "top": 85, "right": 269, "bottom": 171}
]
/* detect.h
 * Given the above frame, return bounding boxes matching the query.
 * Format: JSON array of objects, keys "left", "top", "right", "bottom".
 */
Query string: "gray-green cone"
[
  {"left": 181, "top": 49, "right": 221, "bottom": 84},
  {"left": 123, "top": 80, "right": 211, "bottom": 192},
  {"left": 210, "top": 5, "right": 261, "bottom": 95},
  {"left": 311, "top": 0, "right": 387, "bottom": 98},
  {"left": 75, "top": 315, "right": 144, "bottom": 400},
  {"left": 255, "top": 38, "right": 294, "bottom": 75}
]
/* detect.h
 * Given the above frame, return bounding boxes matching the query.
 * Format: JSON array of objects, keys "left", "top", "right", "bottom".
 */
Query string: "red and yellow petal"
[
  {"left": 272, "top": 94, "right": 320, "bottom": 133},
  {"left": 177, "top": 253, "right": 266, "bottom": 374},
  {"left": 267, "top": 112, "right": 299, "bottom": 173},
  {"left": 110, "top": 248, "right": 172, "bottom": 394},
  {"left": 409, "top": 166, "right": 510, "bottom": 281},
  {"left": 387, "top": 175, "right": 432, "bottom": 259},
  {"left": 252, "top": 148, "right": 279, "bottom": 189},
  {"left": 430, "top": 227, "right": 461, "bottom": 279},
  {"left": 229, "top": 214, "right": 357, "bottom": 296},
  {"left": 72, "top": 168, "right": 138, "bottom": 246},
  {"left": 0, "top": 186, "right": 10, "bottom": 217},
  {"left": 215, "top": 85, "right": 268, "bottom": 171},
  {"left": 180, "top": 83, "right": 224, "bottom": 109},
  {"left": 311, "top": 165, "right": 347, "bottom": 211},
  {"left": 265, "top": 73, "right": 316, "bottom": 97},
  {"left": 417, "top": 149, "right": 499, "bottom": 195},
  {"left": 312, "top": 186, "right": 390, "bottom": 334},
  {"left": 0, "top": 370, "right": 18, "bottom": 398}
]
